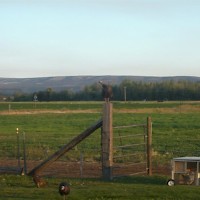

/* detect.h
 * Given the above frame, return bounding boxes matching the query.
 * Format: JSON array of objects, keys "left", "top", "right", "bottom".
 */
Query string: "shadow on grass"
[
  {"left": 112, "top": 175, "right": 168, "bottom": 185},
  {"left": 77, "top": 175, "right": 168, "bottom": 186}
]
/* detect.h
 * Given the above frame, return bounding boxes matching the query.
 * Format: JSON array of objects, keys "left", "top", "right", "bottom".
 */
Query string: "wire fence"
[
  {"left": 2, "top": 117, "right": 199, "bottom": 178},
  {"left": 0, "top": 128, "right": 103, "bottom": 178},
  {"left": 0, "top": 123, "right": 150, "bottom": 178}
]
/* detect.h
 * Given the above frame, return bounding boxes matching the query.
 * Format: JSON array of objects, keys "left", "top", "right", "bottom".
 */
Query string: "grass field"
[
  {"left": 2, "top": 175, "right": 200, "bottom": 200},
  {"left": 1, "top": 101, "right": 200, "bottom": 199}
]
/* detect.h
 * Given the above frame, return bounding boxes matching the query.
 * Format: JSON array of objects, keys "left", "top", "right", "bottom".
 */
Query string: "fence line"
[{"left": 113, "top": 124, "right": 146, "bottom": 129}]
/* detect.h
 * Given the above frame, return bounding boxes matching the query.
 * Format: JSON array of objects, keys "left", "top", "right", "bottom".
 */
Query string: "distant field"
[
  {"left": 1, "top": 101, "right": 200, "bottom": 158},
  {"left": 1, "top": 101, "right": 200, "bottom": 199},
  {"left": 1, "top": 100, "right": 200, "bottom": 113}
]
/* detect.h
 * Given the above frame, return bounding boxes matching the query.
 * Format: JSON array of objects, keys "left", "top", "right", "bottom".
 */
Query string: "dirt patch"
[{"left": 0, "top": 109, "right": 101, "bottom": 115}]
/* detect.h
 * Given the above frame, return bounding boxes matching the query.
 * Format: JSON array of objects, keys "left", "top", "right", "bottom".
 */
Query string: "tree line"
[{"left": 12, "top": 80, "right": 200, "bottom": 102}]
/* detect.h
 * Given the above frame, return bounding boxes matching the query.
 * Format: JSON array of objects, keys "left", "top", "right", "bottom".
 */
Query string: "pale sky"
[{"left": 1, "top": 0, "right": 200, "bottom": 78}]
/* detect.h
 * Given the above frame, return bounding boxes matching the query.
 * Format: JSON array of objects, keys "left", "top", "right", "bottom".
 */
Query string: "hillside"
[{"left": 0, "top": 75, "right": 200, "bottom": 95}]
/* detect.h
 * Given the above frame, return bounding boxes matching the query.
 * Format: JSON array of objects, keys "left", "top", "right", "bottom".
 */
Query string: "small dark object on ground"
[{"left": 33, "top": 175, "right": 48, "bottom": 188}]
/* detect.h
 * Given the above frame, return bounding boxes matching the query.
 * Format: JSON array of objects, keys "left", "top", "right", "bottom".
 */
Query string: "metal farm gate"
[{"left": 112, "top": 117, "right": 152, "bottom": 178}]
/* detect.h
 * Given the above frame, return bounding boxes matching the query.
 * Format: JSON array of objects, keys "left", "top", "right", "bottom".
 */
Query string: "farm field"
[{"left": 1, "top": 101, "right": 200, "bottom": 199}]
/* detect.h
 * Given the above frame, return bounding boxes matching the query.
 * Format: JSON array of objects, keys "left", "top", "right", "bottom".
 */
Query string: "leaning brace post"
[
  {"left": 147, "top": 116, "right": 152, "bottom": 176},
  {"left": 28, "top": 119, "right": 102, "bottom": 176},
  {"left": 102, "top": 102, "right": 113, "bottom": 180}
]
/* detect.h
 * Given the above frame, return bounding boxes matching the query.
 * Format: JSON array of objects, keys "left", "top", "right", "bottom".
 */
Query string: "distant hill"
[{"left": 0, "top": 75, "right": 200, "bottom": 95}]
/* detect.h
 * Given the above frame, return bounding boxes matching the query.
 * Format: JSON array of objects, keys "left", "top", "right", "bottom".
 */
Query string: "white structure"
[{"left": 168, "top": 157, "right": 200, "bottom": 186}]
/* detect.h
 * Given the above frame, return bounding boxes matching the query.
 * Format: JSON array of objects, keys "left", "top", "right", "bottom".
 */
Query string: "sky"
[{"left": 1, "top": 0, "right": 200, "bottom": 78}]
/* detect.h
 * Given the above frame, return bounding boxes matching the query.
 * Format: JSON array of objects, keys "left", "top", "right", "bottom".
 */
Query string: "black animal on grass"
[{"left": 59, "top": 182, "right": 70, "bottom": 199}]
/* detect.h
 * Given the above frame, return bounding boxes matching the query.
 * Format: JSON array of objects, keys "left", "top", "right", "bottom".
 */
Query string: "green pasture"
[
  {"left": 1, "top": 101, "right": 200, "bottom": 199},
  {"left": 0, "top": 101, "right": 103, "bottom": 111},
  {"left": 0, "top": 100, "right": 199, "bottom": 111},
  {"left": 1, "top": 101, "right": 200, "bottom": 159}
]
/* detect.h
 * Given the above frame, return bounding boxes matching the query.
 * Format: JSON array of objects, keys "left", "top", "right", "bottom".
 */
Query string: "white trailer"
[{"left": 167, "top": 157, "right": 200, "bottom": 186}]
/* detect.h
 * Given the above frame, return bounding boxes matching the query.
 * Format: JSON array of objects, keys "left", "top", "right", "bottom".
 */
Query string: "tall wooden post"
[
  {"left": 147, "top": 116, "right": 152, "bottom": 176},
  {"left": 102, "top": 102, "right": 113, "bottom": 180}
]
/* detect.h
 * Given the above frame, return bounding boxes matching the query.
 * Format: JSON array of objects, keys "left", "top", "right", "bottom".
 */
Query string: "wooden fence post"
[
  {"left": 16, "top": 128, "right": 21, "bottom": 169},
  {"left": 147, "top": 116, "right": 152, "bottom": 176},
  {"left": 102, "top": 102, "right": 113, "bottom": 180},
  {"left": 23, "top": 132, "right": 27, "bottom": 175}
]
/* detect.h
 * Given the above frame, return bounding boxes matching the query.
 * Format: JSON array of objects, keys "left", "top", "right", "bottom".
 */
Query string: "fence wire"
[
  {"left": 112, "top": 124, "right": 147, "bottom": 177},
  {"left": 0, "top": 129, "right": 102, "bottom": 178}
]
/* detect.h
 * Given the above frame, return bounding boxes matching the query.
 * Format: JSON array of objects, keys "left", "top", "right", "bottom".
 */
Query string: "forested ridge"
[{"left": 12, "top": 79, "right": 200, "bottom": 101}]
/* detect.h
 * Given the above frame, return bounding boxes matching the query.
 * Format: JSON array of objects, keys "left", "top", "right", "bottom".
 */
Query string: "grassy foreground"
[
  {"left": 1, "top": 101, "right": 200, "bottom": 199},
  {"left": 2, "top": 174, "right": 200, "bottom": 200}
]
